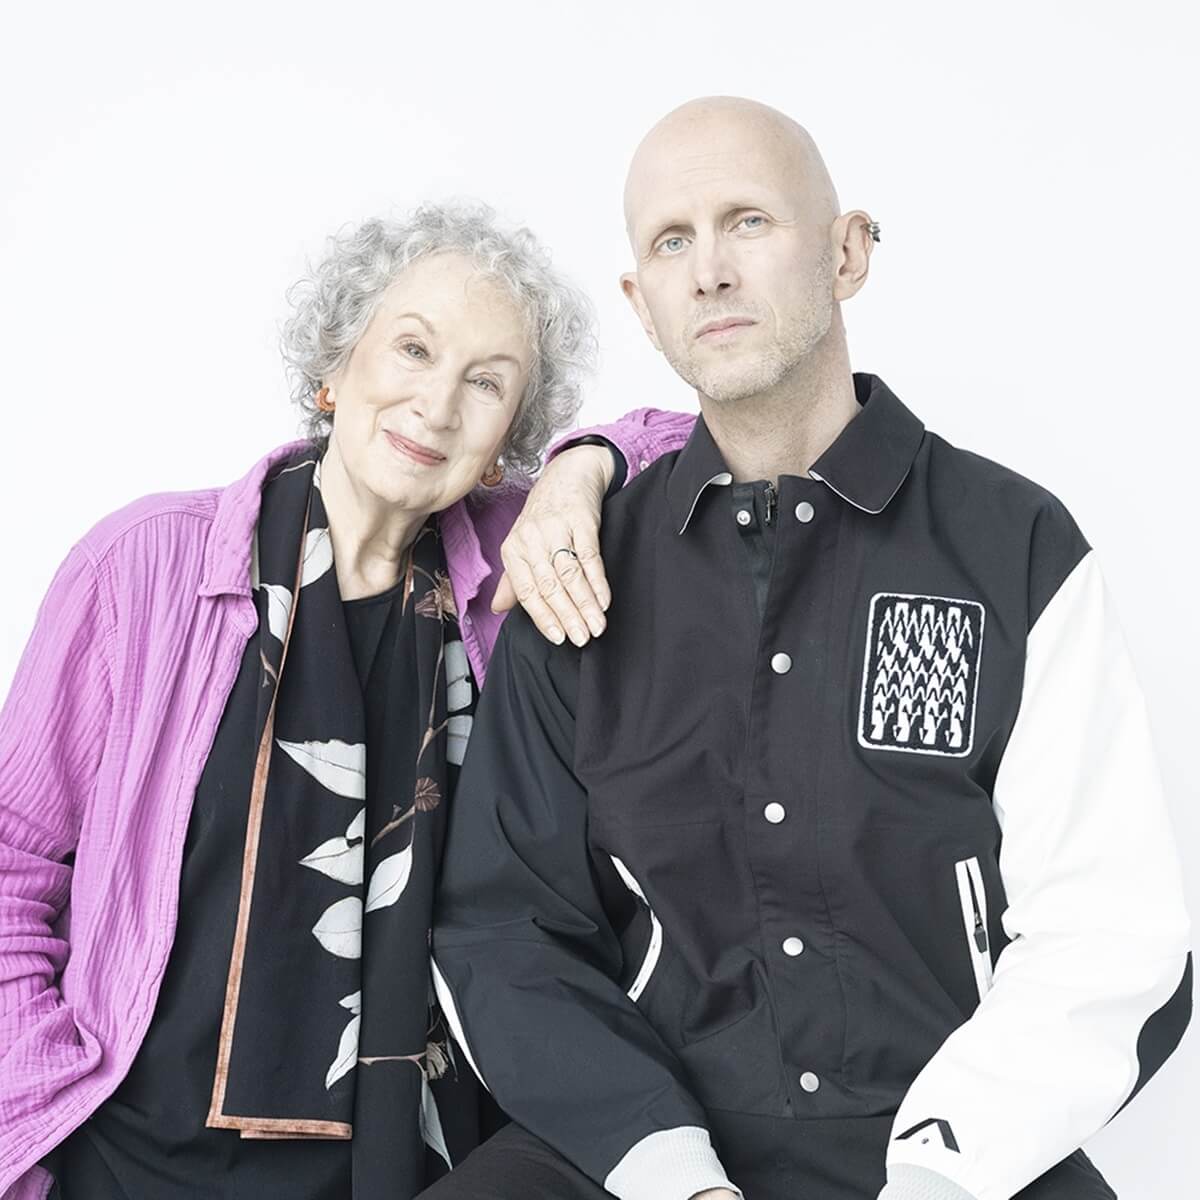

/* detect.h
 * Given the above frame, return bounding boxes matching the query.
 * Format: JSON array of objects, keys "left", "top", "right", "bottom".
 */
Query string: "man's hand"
[{"left": 492, "top": 443, "right": 616, "bottom": 645}]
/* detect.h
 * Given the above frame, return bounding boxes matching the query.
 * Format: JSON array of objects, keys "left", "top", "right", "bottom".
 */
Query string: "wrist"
[{"left": 556, "top": 438, "right": 617, "bottom": 493}]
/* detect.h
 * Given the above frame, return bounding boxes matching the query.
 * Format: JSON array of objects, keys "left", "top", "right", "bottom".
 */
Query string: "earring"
[
  {"left": 481, "top": 462, "right": 505, "bottom": 487},
  {"left": 315, "top": 386, "right": 335, "bottom": 413}
]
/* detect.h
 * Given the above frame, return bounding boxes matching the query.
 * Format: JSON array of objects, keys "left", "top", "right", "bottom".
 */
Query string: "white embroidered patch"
[{"left": 857, "top": 592, "right": 985, "bottom": 757}]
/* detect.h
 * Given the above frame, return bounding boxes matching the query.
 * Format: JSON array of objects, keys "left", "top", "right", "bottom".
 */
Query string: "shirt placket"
[
  {"left": 729, "top": 480, "right": 777, "bottom": 621},
  {"left": 740, "top": 473, "right": 852, "bottom": 1117}
]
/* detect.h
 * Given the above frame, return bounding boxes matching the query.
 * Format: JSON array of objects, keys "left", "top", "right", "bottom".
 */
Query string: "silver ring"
[{"left": 550, "top": 546, "right": 579, "bottom": 569}]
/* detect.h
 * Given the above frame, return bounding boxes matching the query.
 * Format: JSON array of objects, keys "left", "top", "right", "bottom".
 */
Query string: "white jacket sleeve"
[{"left": 882, "top": 549, "right": 1193, "bottom": 1200}]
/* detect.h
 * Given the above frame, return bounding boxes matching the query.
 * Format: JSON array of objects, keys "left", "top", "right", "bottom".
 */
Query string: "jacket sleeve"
[
  {"left": 0, "top": 544, "right": 111, "bottom": 1148},
  {"left": 430, "top": 609, "right": 740, "bottom": 1200},
  {"left": 882, "top": 524, "right": 1192, "bottom": 1200},
  {"left": 546, "top": 407, "right": 697, "bottom": 486}
]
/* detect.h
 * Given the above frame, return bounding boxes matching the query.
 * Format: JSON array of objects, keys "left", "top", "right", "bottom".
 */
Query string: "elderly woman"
[{"left": 0, "top": 203, "right": 692, "bottom": 1200}]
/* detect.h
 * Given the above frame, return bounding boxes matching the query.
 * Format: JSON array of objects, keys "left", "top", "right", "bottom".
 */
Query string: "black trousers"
[
  {"left": 415, "top": 1113, "right": 1117, "bottom": 1200},
  {"left": 416, "top": 1122, "right": 613, "bottom": 1200}
]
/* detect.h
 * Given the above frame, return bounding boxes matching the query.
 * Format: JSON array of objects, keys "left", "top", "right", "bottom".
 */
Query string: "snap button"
[
  {"left": 764, "top": 803, "right": 786, "bottom": 824},
  {"left": 770, "top": 652, "right": 792, "bottom": 674},
  {"left": 736, "top": 509, "right": 753, "bottom": 526},
  {"left": 795, "top": 501, "right": 815, "bottom": 523},
  {"left": 799, "top": 1071, "right": 820, "bottom": 1093},
  {"left": 783, "top": 937, "right": 805, "bottom": 957}
]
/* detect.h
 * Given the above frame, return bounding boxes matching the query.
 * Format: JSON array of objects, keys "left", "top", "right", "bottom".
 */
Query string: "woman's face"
[{"left": 324, "top": 251, "right": 532, "bottom": 514}]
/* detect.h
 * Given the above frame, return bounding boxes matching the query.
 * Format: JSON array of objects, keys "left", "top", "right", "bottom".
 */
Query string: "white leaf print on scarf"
[
  {"left": 446, "top": 715, "right": 473, "bottom": 766},
  {"left": 444, "top": 639, "right": 472, "bottom": 712},
  {"left": 277, "top": 738, "right": 366, "bottom": 799},
  {"left": 300, "top": 526, "right": 333, "bottom": 587},
  {"left": 313, "top": 456, "right": 322, "bottom": 492},
  {"left": 364, "top": 845, "right": 414, "bottom": 912},
  {"left": 340, "top": 990, "right": 361, "bottom": 1015},
  {"left": 325, "top": 1012, "right": 361, "bottom": 1088},
  {"left": 299, "top": 808, "right": 366, "bottom": 885},
  {"left": 261, "top": 583, "right": 293, "bottom": 644},
  {"left": 420, "top": 1076, "right": 452, "bottom": 1168},
  {"left": 312, "top": 896, "right": 363, "bottom": 959}
]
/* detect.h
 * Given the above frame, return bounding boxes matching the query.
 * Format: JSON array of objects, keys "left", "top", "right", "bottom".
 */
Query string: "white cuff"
[
  {"left": 604, "top": 1126, "right": 741, "bottom": 1200},
  {"left": 878, "top": 1164, "right": 978, "bottom": 1200}
]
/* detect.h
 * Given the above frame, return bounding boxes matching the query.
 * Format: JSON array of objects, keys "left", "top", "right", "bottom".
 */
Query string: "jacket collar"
[
  {"left": 667, "top": 373, "right": 925, "bottom": 534},
  {"left": 807, "top": 373, "right": 926, "bottom": 514},
  {"left": 199, "top": 439, "right": 315, "bottom": 598}
]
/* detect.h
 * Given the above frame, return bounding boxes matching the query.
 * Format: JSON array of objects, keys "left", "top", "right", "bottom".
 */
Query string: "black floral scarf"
[{"left": 206, "top": 447, "right": 478, "bottom": 1196}]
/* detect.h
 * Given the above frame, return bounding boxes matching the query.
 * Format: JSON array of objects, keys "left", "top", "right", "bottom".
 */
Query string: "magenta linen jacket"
[{"left": 0, "top": 409, "right": 695, "bottom": 1200}]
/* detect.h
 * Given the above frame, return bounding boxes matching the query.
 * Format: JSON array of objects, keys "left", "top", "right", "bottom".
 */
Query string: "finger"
[
  {"left": 551, "top": 532, "right": 607, "bottom": 639},
  {"left": 506, "top": 521, "right": 594, "bottom": 647},
  {"left": 566, "top": 519, "right": 611, "bottom": 620},
  {"left": 491, "top": 570, "right": 517, "bottom": 614},
  {"left": 521, "top": 591, "right": 570, "bottom": 646},
  {"left": 530, "top": 555, "right": 593, "bottom": 647},
  {"left": 500, "top": 542, "right": 565, "bottom": 644}
]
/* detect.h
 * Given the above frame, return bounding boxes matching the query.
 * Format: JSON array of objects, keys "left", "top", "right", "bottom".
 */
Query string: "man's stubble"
[{"left": 663, "top": 245, "right": 836, "bottom": 407}]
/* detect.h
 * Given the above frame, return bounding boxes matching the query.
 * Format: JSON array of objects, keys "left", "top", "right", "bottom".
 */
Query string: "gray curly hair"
[{"left": 280, "top": 201, "right": 597, "bottom": 479}]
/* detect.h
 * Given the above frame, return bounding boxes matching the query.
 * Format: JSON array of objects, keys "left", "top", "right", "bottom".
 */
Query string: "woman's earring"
[
  {"left": 481, "top": 462, "right": 505, "bottom": 487},
  {"left": 315, "top": 386, "right": 335, "bottom": 413}
]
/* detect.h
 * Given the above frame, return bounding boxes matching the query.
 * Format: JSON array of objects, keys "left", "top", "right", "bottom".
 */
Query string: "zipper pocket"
[
  {"left": 610, "top": 855, "right": 663, "bottom": 1002},
  {"left": 953, "top": 855, "right": 994, "bottom": 1001}
]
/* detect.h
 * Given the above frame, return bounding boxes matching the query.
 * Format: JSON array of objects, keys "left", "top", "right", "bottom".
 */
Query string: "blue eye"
[
  {"left": 401, "top": 341, "right": 428, "bottom": 359},
  {"left": 473, "top": 377, "right": 501, "bottom": 395},
  {"left": 739, "top": 215, "right": 766, "bottom": 230},
  {"left": 657, "top": 235, "right": 687, "bottom": 255}
]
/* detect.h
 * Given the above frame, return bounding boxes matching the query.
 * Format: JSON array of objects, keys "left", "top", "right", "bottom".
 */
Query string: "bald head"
[
  {"left": 623, "top": 96, "right": 839, "bottom": 250},
  {"left": 617, "top": 96, "right": 875, "bottom": 410}
]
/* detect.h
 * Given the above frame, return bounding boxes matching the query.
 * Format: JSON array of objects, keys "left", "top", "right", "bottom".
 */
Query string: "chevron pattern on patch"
[{"left": 858, "top": 592, "right": 985, "bottom": 757}]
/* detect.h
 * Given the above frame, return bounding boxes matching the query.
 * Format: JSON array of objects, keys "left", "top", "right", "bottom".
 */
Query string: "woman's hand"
[{"left": 492, "top": 444, "right": 615, "bottom": 645}]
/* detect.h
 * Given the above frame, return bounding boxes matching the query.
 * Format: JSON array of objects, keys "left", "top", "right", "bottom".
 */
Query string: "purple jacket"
[{"left": 0, "top": 410, "right": 694, "bottom": 1200}]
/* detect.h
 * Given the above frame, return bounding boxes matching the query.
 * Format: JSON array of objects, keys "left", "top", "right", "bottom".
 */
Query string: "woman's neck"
[{"left": 318, "top": 444, "right": 430, "bottom": 601}]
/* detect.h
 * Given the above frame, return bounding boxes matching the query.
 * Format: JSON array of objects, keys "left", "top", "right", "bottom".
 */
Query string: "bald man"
[{"left": 425, "top": 98, "right": 1191, "bottom": 1200}]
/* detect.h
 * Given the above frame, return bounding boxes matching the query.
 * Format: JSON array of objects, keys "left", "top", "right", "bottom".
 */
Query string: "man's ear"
[
  {"left": 620, "top": 272, "right": 663, "bottom": 351},
  {"left": 831, "top": 210, "right": 875, "bottom": 302}
]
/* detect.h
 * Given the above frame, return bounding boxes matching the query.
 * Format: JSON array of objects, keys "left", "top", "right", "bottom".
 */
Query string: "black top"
[
  {"left": 44, "top": 574, "right": 504, "bottom": 1199},
  {"left": 427, "top": 374, "right": 1183, "bottom": 1199},
  {"left": 344, "top": 575, "right": 406, "bottom": 689}
]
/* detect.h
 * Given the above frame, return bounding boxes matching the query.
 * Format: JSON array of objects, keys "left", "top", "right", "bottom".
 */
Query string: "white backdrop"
[{"left": 2, "top": 2, "right": 1197, "bottom": 1195}]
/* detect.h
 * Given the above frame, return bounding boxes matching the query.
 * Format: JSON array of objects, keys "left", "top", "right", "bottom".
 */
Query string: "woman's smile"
[{"left": 384, "top": 429, "right": 447, "bottom": 466}]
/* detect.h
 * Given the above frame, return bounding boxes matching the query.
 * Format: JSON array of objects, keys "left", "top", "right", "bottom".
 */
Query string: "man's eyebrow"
[
  {"left": 394, "top": 311, "right": 437, "bottom": 335},
  {"left": 646, "top": 217, "right": 689, "bottom": 240}
]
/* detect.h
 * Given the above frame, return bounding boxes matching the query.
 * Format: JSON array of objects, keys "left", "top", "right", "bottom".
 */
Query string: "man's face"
[{"left": 622, "top": 123, "right": 836, "bottom": 404}]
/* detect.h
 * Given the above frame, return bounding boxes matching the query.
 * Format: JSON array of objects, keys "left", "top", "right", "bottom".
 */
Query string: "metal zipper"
[
  {"left": 954, "top": 855, "right": 994, "bottom": 1001},
  {"left": 763, "top": 480, "right": 777, "bottom": 525},
  {"left": 965, "top": 869, "right": 988, "bottom": 953}
]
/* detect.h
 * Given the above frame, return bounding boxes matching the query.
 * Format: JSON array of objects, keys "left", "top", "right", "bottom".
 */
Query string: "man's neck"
[{"left": 698, "top": 328, "right": 860, "bottom": 485}]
